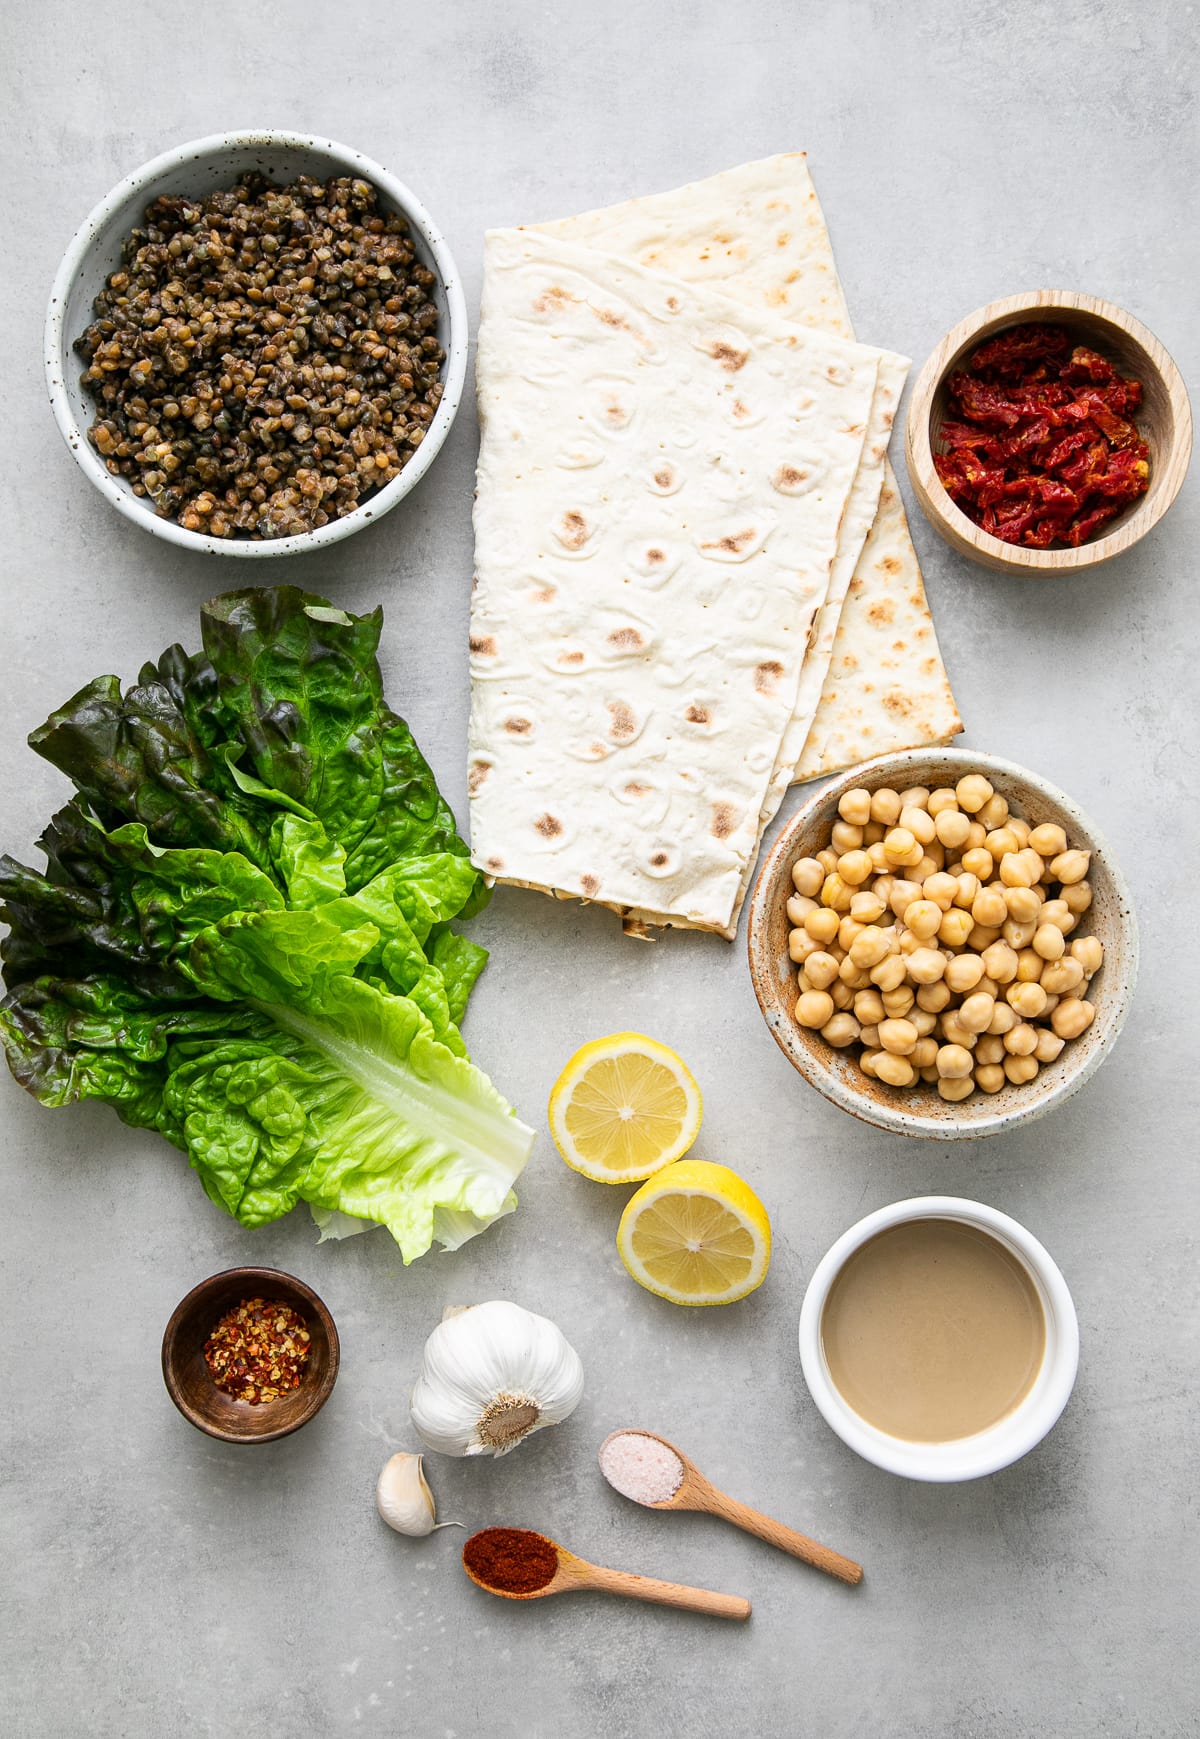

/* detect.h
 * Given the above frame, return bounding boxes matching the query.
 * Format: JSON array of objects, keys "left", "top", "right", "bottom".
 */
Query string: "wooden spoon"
[
  {"left": 599, "top": 1429, "right": 864, "bottom": 1586},
  {"left": 462, "top": 1526, "right": 750, "bottom": 1620}
]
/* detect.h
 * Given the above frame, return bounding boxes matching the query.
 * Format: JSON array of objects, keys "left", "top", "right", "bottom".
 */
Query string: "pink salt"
[{"left": 599, "top": 1432, "right": 684, "bottom": 1505}]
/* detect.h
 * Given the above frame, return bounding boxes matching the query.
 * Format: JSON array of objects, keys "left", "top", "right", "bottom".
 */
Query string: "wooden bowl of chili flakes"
[
  {"left": 161, "top": 1267, "right": 339, "bottom": 1443},
  {"left": 905, "top": 290, "right": 1191, "bottom": 574}
]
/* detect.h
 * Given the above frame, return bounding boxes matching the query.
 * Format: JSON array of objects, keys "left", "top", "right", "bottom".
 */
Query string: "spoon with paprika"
[{"left": 461, "top": 1526, "right": 751, "bottom": 1620}]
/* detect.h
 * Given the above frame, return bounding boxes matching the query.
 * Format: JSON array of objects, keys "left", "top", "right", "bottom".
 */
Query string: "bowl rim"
[
  {"left": 160, "top": 1263, "right": 340, "bottom": 1443},
  {"left": 45, "top": 129, "right": 468, "bottom": 559},
  {"left": 904, "top": 288, "right": 1193, "bottom": 574},
  {"left": 798, "top": 1195, "right": 1080, "bottom": 1481},
  {"left": 746, "top": 745, "right": 1139, "bottom": 1139}
]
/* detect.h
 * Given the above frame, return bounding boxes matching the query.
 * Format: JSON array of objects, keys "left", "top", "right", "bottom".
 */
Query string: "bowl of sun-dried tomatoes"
[{"left": 905, "top": 291, "right": 1191, "bottom": 574}]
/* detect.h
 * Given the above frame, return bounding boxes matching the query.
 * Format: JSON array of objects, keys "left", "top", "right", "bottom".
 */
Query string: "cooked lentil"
[{"left": 76, "top": 174, "right": 444, "bottom": 539}]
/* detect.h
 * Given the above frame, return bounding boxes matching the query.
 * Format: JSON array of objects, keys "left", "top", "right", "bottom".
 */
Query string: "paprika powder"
[{"left": 462, "top": 1527, "right": 559, "bottom": 1595}]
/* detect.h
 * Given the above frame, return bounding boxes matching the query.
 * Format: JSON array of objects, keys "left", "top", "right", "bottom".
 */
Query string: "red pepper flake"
[
  {"left": 203, "top": 1296, "right": 311, "bottom": 1405},
  {"left": 935, "top": 323, "right": 1150, "bottom": 548}
]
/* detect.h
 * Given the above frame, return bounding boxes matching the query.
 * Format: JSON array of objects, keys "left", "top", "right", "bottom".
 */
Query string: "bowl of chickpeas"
[{"left": 746, "top": 748, "right": 1138, "bottom": 1138}]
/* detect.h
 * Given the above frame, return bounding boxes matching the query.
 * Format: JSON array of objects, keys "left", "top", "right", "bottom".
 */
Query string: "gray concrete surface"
[{"left": 2, "top": 3, "right": 1197, "bottom": 1735}]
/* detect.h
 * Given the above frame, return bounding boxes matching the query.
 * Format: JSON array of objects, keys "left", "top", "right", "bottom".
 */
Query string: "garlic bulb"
[
  {"left": 410, "top": 1300, "right": 584, "bottom": 1457},
  {"left": 376, "top": 1452, "right": 439, "bottom": 1536}
]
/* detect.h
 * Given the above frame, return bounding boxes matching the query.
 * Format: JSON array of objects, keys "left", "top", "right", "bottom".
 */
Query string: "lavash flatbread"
[
  {"left": 468, "top": 228, "right": 893, "bottom": 936},
  {"left": 531, "top": 154, "right": 962, "bottom": 779}
]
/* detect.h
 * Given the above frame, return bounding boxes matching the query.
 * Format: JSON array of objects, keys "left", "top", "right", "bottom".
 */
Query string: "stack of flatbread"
[{"left": 468, "top": 155, "right": 961, "bottom": 939}]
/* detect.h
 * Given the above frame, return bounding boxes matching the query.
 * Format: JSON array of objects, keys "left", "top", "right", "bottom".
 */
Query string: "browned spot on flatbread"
[
  {"left": 625, "top": 781, "right": 651, "bottom": 797},
  {"left": 893, "top": 640, "right": 907, "bottom": 652},
  {"left": 608, "top": 701, "right": 637, "bottom": 741},
  {"left": 848, "top": 577, "right": 865, "bottom": 595},
  {"left": 654, "top": 466, "right": 674, "bottom": 488},
  {"left": 773, "top": 464, "right": 808, "bottom": 491},
  {"left": 702, "top": 528, "right": 756, "bottom": 555},
  {"left": 866, "top": 599, "right": 895, "bottom": 626},
  {"left": 880, "top": 556, "right": 902, "bottom": 575},
  {"left": 710, "top": 801, "right": 739, "bottom": 840},
  {"left": 665, "top": 294, "right": 681, "bottom": 311},
  {"left": 685, "top": 704, "right": 710, "bottom": 724},
  {"left": 558, "top": 510, "right": 590, "bottom": 550},
  {"left": 766, "top": 287, "right": 787, "bottom": 306},
  {"left": 883, "top": 691, "right": 912, "bottom": 717},
  {"left": 607, "top": 627, "right": 644, "bottom": 651},
  {"left": 558, "top": 649, "right": 585, "bottom": 667},
  {"left": 531, "top": 585, "right": 557, "bottom": 604},
  {"left": 469, "top": 635, "right": 496, "bottom": 655},
  {"left": 776, "top": 231, "right": 791, "bottom": 247},
  {"left": 505, "top": 716, "right": 533, "bottom": 735},
  {"left": 732, "top": 400, "right": 752, "bottom": 421},
  {"left": 645, "top": 546, "right": 666, "bottom": 565},
  {"left": 485, "top": 856, "right": 504, "bottom": 873},
  {"left": 534, "top": 814, "right": 563, "bottom": 837},
  {"left": 580, "top": 874, "right": 600, "bottom": 896},
  {"left": 532, "top": 285, "right": 571, "bottom": 314},
  {"left": 709, "top": 340, "right": 748, "bottom": 372},
  {"left": 649, "top": 851, "right": 670, "bottom": 867},
  {"left": 467, "top": 761, "right": 490, "bottom": 794},
  {"left": 590, "top": 741, "right": 608, "bottom": 758},
  {"left": 754, "top": 660, "right": 784, "bottom": 694},
  {"left": 785, "top": 269, "right": 800, "bottom": 283},
  {"left": 713, "top": 230, "right": 733, "bottom": 244}
]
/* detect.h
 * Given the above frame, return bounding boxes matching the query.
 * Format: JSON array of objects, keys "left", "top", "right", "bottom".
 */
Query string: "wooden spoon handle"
[
  {"left": 585, "top": 1564, "right": 751, "bottom": 1621},
  {"left": 705, "top": 1492, "right": 863, "bottom": 1586}
]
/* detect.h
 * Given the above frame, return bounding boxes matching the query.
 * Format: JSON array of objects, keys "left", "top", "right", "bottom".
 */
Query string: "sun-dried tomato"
[{"left": 935, "top": 323, "right": 1149, "bottom": 548}]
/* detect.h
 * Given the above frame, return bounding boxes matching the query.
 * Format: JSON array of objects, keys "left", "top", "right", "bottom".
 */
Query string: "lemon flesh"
[
  {"left": 617, "top": 1160, "right": 771, "bottom": 1306},
  {"left": 548, "top": 1033, "right": 702, "bottom": 1184}
]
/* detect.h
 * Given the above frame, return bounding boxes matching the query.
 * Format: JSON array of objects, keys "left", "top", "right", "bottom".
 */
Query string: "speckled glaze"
[
  {"left": 746, "top": 747, "right": 1138, "bottom": 1139},
  {"left": 45, "top": 131, "right": 468, "bottom": 558}
]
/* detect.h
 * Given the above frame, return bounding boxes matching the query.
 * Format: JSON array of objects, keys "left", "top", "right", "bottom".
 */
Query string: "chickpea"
[
  {"left": 822, "top": 1012, "right": 861, "bottom": 1047},
  {"left": 854, "top": 988, "right": 886, "bottom": 1024},
  {"left": 883, "top": 826, "right": 918, "bottom": 865},
  {"left": 987, "top": 1001, "right": 1018, "bottom": 1036},
  {"left": 919, "top": 1064, "right": 941, "bottom": 1084},
  {"left": 1028, "top": 822, "right": 1067, "bottom": 859},
  {"left": 870, "top": 954, "right": 909, "bottom": 993},
  {"left": 875, "top": 1053, "right": 916, "bottom": 1088},
  {"left": 1003, "top": 1022, "right": 1039, "bottom": 1057},
  {"left": 938, "top": 1075, "right": 976, "bottom": 1102},
  {"left": 958, "top": 991, "right": 996, "bottom": 1033},
  {"left": 977, "top": 792, "right": 1010, "bottom": 830},
  {"left": 953, "top": 872, "right": 981, "bottom": 909},
  {"left": 837, "top": 787, "right": 872, "bottom": 826},
  {"left": 1038, "top": 899, "right": 1075, "bottom": 934},
  {"left": 1007, "top": 981, "right": 1049, "bottom": 1020},
  {"left": 998, "top": 851, "right": 1036, "bottom": 889},
  {"left": 1001, "top": 916, "right": 1036, "bottom": 950},
  {"left": 937, "top": 1043, "right": 974, "bottom": 1080},
  {"left": 971, "top": 888, "right": 1008, "bottom": 929},
  {"left": 837, "top": 849, "right": 874, "bottom": 888},
  {"left": 1051, "top": 998, "right": 1096, "bottom": 1040},
  {"left": 939, "top": 908, "right": 974, "bottom": 948},
  {"left": 967, "top": 924, "right": 1002, "bottom": 952},
  {"left": 956, "top": 773, "right": 993, "bottom": 813},
  {"left": 873, "top": 873, "right": 896, "bottom": 904},
  {"left": 975, "top": 1035, "right": 1006, "bottom": 1065},
  {"left": 804, "top": 906, "right": 841, "bottom": 945},
  {"left": 816, "top": 847, "right": 840, "bottom": 876},
  {"left": 901, "top": 899, "right": 941, "bottom": 940},
  {"left": 805, "top": 951, "right": 840, "bottom": 990},
  {"left": 985, "top": 826, "right": 1021, "bottom": 861},
  {"left": 1004, "top": 1054, "right": 1039, "bottom": 1086},
  {"left": 982, "top": 940, "right": 1019, "bottom": 984},
  {"left": 1042, "top": 994, "right": 1060, "bottom": 1018},
  {"left": 787, "top": 894, "right": 818, "bottom": 927},
  {"left": 898, "top": 786, "right": 931, "bottom": 810},
  {"left": 1004, "top": 884, "right": 1043, "bottom": 925},
  {"left": 922, "top": 871, "right": 959, "bottom": 911},
  {"left": 788, "top": 928, "right": 820, "bottom": 963},
  {"left": 939, "top": 1011, "right": 978, "bottom": 1050},
  {"left": 961, "top": 846, "right": 994, "bottom": 881},
  {"left": 914, "top": 852, "right": 943, "bottom": 882},
  {"left": 867, "top": 841, "right": 892, "bottom": 873},
  {"left": 832, "top": 822, "right": 865, "bottom": 855},
  {"left": 1062, "top": 880, "right": 1093, "bottom": 915},
  {"left": 928, "top": 787, "right": 959, "bottom": 817},
  {"left": 907, "top": 946, "right": 948, "bottom": 985},
  {"left": 821, "top": 873, "right": 854, "bottom": 912},
  {"left": 900, "top": 804, "right": 937, "bottom": 845},
  {"left": 881, "top": 985, "right": 916, "bottom": 1018},
  {"left": 869, "top": 787, "right": 902, "bottom": 826},
  {"left": 943, "top": 954, "right": 983, "bottom": 995},
  {"left": 791, "top": 856, "right": 826, "bottom": 898},
  {"left": 838, "top": 958, "right": 873, "bottom": 990},
  {"left": 859, "top": 1023, "right": 879, "bottom": 1047},
  {"left": 888, "top": 878, "right": 924, "bottom": 917},
  {"left": 837, "top": 914, "right": 864, "bottom": 949},
  {"left": 879, "top": 1017, "right": 919, "bottom": 1056},
  {"left": 1007, "top": 816, "right": 1031, "bottom": 847},
  {"left": 1070, "top": 936, "right": 1104, "bottom": 976},
  {"left": 1015, "top": 948, "right": 1044, "bottom": 984},
  {"left": 911, "top": 1036, "right": 940, "bottom": 1068},
  {"left": 935, "top": 808, "right": 972, "bottom": 850},
  {"left": 863, "top": 821, "right": 885, "bottom": 846},
  {"left": 1033, "top": 922, "right": 1066, "bottom": 961},
  {"left": 965, "top": 821, "right": 988, "bottom": 850},
  {"left": 849, "top": 926, "right": 892, "bottom": 969},
  {"left": 978, "top": 975, "right": 1002, "bottom": 999},
  {"left": 859, "top": 1048, "right": 882, "bottom": 1078},
  {"left": 1041, "top": 955, "right": 1085, "bottom": 995},
  {"left": 795, "top": 990, "right": 836, "bottom": 1028},
  {"left": 1050, "top": 849, "right": 1090, "bottom": 885},
  {"left": 916, "top": 979, "right": 953, "bottom": 1013},
  {"left": 910, "top": 1007, "right": 938, "bottom": 1037},
  {"left": 975, "top": 1063, "right": 1005, "bottom": 1093},
  {"left": 850, "top": 889, "right": 887, "bottom": 923},
  {"left": 1035, "top": 1028, "right": 1066, "bottom": 1064}
]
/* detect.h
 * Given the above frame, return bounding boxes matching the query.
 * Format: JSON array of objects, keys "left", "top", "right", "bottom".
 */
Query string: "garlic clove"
[{"left": 376, "top": 1452, "right": 437, "bottom": 1537}]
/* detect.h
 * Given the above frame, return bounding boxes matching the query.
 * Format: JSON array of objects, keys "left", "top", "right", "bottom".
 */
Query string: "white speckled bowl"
[
  {"left": 799, "top": 1196, "right": 1079, "bottom": 1481},
  {"left": 45, "top": 131, "right": 468, "bottom": 558},
  {"left": 747, "top": 748, "right": 1138, "bottom": 1139}
]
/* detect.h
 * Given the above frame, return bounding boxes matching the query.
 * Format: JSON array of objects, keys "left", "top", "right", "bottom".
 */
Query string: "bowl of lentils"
[{"left": 46, "top": 132, "right": 468, "bottom": 555}]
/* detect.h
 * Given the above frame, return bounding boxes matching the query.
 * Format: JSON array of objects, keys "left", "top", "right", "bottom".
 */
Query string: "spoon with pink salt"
[{"left": 598, "top": 1429, "right": 864, "bottom": 1586}]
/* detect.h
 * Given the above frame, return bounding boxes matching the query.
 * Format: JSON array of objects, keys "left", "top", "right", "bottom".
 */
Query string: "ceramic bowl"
[
  {"left": 746, "top": 747, "right": 1138, "bottom": 1139},
  {"left": 45, "top": 131, "right": 468, "bottom": 557},
  {"left": 161, "top": 1266, "right": 339, "bottom": 1443},
  {"left": 905, "top": 290, "right": 1191, "bottom": 575},
  {"left": 799, "top": 1196, "right": 1079, "bottom": 1481}
]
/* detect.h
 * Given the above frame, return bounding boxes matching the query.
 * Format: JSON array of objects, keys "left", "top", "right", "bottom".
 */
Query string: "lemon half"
[
  {"left": 548, "top": 1033, "right": 703, "bottom": 1184},
  {"left": 616, "top": 1159, "right": 772, "bottom": 1306}
]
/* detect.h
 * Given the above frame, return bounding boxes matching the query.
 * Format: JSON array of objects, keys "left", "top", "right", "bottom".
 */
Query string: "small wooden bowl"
[
  {"left": 905, "top": 290, "right": 1192, "bottom": 574},
  {"left": 746, "top": 748, "right": 1138, "bottom": 1140},
  {"left": 161, "top": 1267, "right": 339, "bottom": 1444}
]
